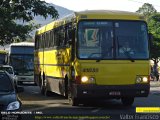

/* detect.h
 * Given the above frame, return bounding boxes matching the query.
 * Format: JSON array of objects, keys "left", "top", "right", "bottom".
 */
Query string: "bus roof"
[
  {"left": 36, "top": 10, "right": 145, "bottom": 35},
  {"left": 10, "top": 42, "right": 34, "bottom": 47}
]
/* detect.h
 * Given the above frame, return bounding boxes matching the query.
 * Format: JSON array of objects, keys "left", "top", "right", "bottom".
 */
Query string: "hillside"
[{"left": 34, "top": 3, "right": 73, "bottom": 27}]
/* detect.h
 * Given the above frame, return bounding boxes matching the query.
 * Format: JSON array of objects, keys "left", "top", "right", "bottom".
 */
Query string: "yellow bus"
[
  {"left": 0, "top": 50, "right": 8, "bottom": 65},
  {"left": 34, "top": 10, "right": 150, "bottom": 106}
]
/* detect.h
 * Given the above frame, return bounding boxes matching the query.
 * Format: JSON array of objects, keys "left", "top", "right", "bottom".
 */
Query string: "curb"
[{"left": 150, "top": 81, "right": 160, "bottom": 87}]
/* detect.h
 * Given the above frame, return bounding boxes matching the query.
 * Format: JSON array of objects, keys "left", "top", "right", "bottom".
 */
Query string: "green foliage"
[
  {"left": 137, "top": 3, "right": 160, "bottom": 64},
  {"left": 148, "top": 14, "right": 160, "bottom": 36},
  {"left": 136, "top": 3, "right": 157, "bottom": 19},
  {"left": 0, "top": 0, "right": 58, "bottom": 45},
  {"left": 148, "top": 14, "right": 160, "bottom": 63}
]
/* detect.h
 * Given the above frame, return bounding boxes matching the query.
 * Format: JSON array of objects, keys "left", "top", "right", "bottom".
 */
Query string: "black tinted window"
[{"left": 0, "top": 72, "right": 13, "bottom": 91}]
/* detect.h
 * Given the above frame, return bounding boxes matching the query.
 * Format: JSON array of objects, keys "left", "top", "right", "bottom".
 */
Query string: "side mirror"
[{"left": 15, "top": 71, "right": 18, "bottom": 75}]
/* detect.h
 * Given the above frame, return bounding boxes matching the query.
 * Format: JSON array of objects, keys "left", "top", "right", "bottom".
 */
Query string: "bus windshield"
[
  {"left": 78, "top": 20, "right": 149, "bottom": 60},
  {"left": 0, "top": 54, "right": 7, "bottom": 64},
  {"left": 10, "top": 46, "right": 34, "bottom": 54},
  {"left": 10, "top": 55, "right": 34, "bottom": 76}
]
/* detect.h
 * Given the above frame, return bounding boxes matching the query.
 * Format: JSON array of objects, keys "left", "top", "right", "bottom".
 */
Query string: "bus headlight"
[
  {"left": 81, "top": 76, "right": 95, "bottom": 84},
  {"left": 142, "top": 77, "right": 148, "bottom": 83},
  {"left": 136, "top": 76, "right": 148, "bottom": 83},
  {"left": 136, "top": 77, "right": 142, "bottom": 83},
  {"left": 81, "top": 76, "right": 88, "bottom": 83}
]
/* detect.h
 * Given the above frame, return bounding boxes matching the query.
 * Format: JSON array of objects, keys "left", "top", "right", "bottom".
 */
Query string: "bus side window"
[
  {"left": 65, "top": 23, "right": 72, "bottom": 46},
  {"left": 41, "top": 34, "right": 45, "bottom": 49},
  {"left": 59, "top": 27, "right": 65, "bottom": 47},
  {"left": 51, "top": 30, "right": 54, "bottom": 47},
  {"left": 45, "top": 32, "right": 49, "bottom": 49},
  {"left": 49, "top": 31, "right": 52, "bottom": 48},
  {"left": 39, "top": 35, "right": 43, "bottom": 49},
  {"left": 47, "top": 32, "right": 50, "bottom": 48},
  {"left": 44, "top": 33, "right": 47, "bottom": 48},
  {"left": 54, "top": 28, "right": 59, "bottom": 47},
  {"left": 35, "top": 35, "right": 39, "bottom": 50}
]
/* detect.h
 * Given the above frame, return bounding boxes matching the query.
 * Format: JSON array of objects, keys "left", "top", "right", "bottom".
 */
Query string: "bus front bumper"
[
  {"left": 71, "top": 84, "right": 150, "bottom": 99},
  {"left": 17, "top": 76, "right": 34, "bottom": 85}
]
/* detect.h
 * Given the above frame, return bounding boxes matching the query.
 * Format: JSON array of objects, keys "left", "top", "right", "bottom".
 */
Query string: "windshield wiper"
[{"left": 123, "top": 51, "right": 135, "bottom": 62}]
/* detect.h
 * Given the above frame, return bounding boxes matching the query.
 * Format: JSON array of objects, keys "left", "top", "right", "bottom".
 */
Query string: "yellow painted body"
[
  {"left": 75, "top": 60, "right": 150, "bottom": 85},
  {"left": 34, "top": 10, "right": 150, "bottom": 95},
  {"left": 35, "top": 48, "right": 71, "bottom": 78}
]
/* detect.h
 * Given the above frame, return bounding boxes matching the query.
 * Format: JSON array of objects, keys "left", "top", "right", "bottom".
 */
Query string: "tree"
[
  {"left": 137, "top": 3, "right": 160, "bottom": 64},
  {"left": 136, "top": 3, "right": 157, "bottom": 20},
  {"left": 148, "top": 13, "right": 160, "bottom": 63},
  {"left": 0, "top": 0, "right": 59, "bottom": 45}
]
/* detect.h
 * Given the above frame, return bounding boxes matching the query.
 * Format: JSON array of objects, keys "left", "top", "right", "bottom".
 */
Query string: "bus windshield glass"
[
  {"left": 78, "top": 20, "right": 149, "bottom": 60},
  {"left": 10, "top": 55, "right": 34, "bottom": 76},
  {"left": 10, "top": 46, "right": 34, "bottom": 54},
  {"left": 0, "top": 72, "right": 13, "bottom": 92},
  {"left": 0, "top": 54, "right": 6, "bottom": 64}
]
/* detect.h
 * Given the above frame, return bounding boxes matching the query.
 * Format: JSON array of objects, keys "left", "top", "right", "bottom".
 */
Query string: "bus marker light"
[
  {"left": 136, "top": 77, "right": 142, "bottom": 83},
  {"left": 89, "top": 77, "right": 95, "bottom": 83}
]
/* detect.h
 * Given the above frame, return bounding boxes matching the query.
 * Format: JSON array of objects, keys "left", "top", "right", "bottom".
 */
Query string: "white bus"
[{"left": 8, "top": 42, "right": 34, "bottom": 85}]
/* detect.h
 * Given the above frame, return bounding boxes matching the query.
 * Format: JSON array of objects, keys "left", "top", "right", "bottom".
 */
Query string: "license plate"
[{"left": 109, "top": 91, "right": 121, "bottom": 96}]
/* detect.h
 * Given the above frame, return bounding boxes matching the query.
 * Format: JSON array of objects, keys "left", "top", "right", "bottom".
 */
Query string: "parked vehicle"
[
  {"left": 0, "top": 65, "right": 18, "bottom": 89},
  {"left": 8, "top": 42, "right": 34, "bottom": 85},
  {"left": 0, "top": 70, "right": 23, "bottom": 111}
]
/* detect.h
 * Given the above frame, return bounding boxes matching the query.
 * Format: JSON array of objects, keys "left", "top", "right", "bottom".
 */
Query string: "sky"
[{"left": 44, "top": 0, "right": 160, "bottom": 12}]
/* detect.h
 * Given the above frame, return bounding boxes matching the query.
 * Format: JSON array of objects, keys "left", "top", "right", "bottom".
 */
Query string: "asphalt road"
[{"left": 17, "top": 81, "right": 160, "bottom": 120}]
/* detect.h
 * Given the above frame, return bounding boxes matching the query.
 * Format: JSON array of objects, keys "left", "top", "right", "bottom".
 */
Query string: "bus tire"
[
  {"left": 69, "top": 97, "right": 79, "bottom": 106},
  {"left": 40, "top": 80, "right": 45, "bottom": 95},
  {"left": 40, "top": 74, "right": 46, "bottom": 95},
  {"left": 44, "top": 80, "right": 51, "bottom": 96},
  {"left": 64, "top": 76, "right": 68, "bottom": 98},
  {"left": 121, "top": 97, "right": 134, "bottom": 106},
  {"left": 43, "top": 76, "right": 50, "bottom": 96}
]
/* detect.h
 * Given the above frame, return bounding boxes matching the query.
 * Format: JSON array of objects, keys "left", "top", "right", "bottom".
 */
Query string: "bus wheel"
[
  {"left": 40, "top": 80, "right": 45, "bottom": 95},
  {"left": 43, "top": 79, "right": 50, "bottom": 96},
  {"left": 69, "top": 97, "right": 79, "bottom": 106},
  {"left": 64, "top": 76, "right": 68, "bottom": 98},
  {"left": 121, "top": 97, "right": 134, "bottom": 106}
]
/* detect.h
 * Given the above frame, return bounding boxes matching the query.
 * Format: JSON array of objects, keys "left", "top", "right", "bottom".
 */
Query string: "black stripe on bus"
[{"left": 46, "top": 76, "right": 64, "bottom": 80}]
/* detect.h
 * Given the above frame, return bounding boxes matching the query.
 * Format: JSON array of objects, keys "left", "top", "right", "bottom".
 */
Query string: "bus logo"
[{"left": 83, "top": 68, "right": 99, "bottom": 72}]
